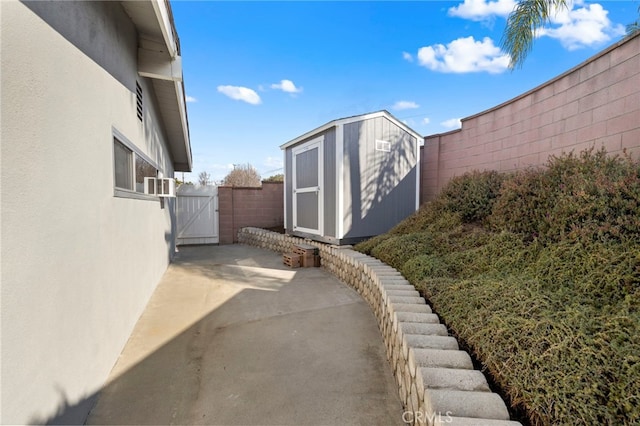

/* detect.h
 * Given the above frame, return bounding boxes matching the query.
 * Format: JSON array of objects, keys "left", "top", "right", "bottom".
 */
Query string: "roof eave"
[
  {"left": 280, "top": 110, "right": 423, "bottom": 150},
  {"left": 123, "top": 0, "right": 192, "bottom": 172}
]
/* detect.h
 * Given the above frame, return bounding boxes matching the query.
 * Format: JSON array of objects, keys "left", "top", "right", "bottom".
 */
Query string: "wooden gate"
[{"left": 176, "top": 185, "right": 219, "bottom": 245}]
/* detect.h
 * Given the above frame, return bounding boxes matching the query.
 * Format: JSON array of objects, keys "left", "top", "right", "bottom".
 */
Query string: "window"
[
  {"left": 114, "top": 139, "right": 133, "bottom": 190},
  {"left": 135, "top": 155, "right": 156, "bottom": 192},
  {"left": 113, "top": 130, "right": 158, "bottom": 199}
]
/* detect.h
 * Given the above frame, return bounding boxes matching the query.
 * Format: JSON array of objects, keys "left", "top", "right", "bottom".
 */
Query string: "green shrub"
[
  {"left": 355, "top": 148, "right": 640, "bottom": 425},
  {"left": 489, "top": 167, "right": 552, "bottom": 240},
  {"left": 387, "top": 199, "right": 462, "bottom": 234},
  {"left": 415, "top": 276, "right": 640, "bottom": 426},
  {"left": 472, "top": 231, "right": 536, "bottom": 273},
  {"left": 440, "top": 248, "right": 495, "bottom": 279},
  {"left": 384, "top": 203, "right": 440, "bottom": 235},
  {"left": 370, "top": 232, "right": 440, "bottom": 269},
  {"left": 402, "top": 254, "right": 451, "bottom": 283},
  {"left": 525, "top": 238, "right": 640, "bottom": 307},
  {"left": 491, "top": 148, "right": 640, "bottom": 243},
  {"left": 355, "top": 233, "right": 391, "bottom": 255},
  {"left": 440, "top": 170, "right": 505, "bottom": 223},
  {"left": 356, "top": 201, "right": 461, "bottom": 254},
  {"left": 401, "top": 230, "right": 534, "bottom": 281}
]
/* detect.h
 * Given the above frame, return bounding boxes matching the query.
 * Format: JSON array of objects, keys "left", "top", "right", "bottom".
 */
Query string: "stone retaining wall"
[{"left": 238, "top": 227, "right": 522, "bottom": 426}]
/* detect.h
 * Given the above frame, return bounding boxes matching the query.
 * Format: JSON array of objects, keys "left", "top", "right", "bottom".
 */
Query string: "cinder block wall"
[
  {"left": 421, "top": 33, "right": 640, "bottom": 202},
  {"left": 218, "top": 182, "right": 284, "bottom": 244}
]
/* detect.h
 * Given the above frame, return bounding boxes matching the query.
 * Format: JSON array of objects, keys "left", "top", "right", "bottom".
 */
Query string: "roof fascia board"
[
  {"left": 280, "top": 110, "right": 422, "bottom": 150},
  {"left": 332, "top": 110, "right": 387, "bottom": 127},
  {"left": 150, "top": 0, "right": 178, "bottom": 58},
  {"left": 280, "top": 113, "right": 386, "bottom": 150},
  {"left": 280, "top": 122, "right": 337, "bottom": 150},
  {"left": 174, "top": 80, "right": 192, "bottom": 171}
]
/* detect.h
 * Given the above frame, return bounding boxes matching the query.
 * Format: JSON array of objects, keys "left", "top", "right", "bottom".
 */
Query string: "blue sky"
[{"left": 171, "top": 0, "right": 635, "bottom": 184}]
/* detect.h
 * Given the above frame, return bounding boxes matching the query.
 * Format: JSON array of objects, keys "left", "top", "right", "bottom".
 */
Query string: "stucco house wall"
[
  {"left": 1, "top": 2, "right": 190, "bottom": 424},
  {"left": 421, "top": 33, "right": 640, "bottom": 202}
]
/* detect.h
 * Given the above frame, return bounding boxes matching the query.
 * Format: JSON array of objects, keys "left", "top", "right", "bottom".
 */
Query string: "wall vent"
[
  {"left": 375, "top": 140, "right": 391, "bottom": 152},
  {"left": 136, "top": 82, "right": 143, "bottom": 121}
]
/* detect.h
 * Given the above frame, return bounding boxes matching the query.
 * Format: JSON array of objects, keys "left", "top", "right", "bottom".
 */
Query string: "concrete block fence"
[
  {"left": 218, "top": 182, "right": 284, "bottom": 244},
  {"left": 238, "top": 227, "right": 522, "bottom": 426},
  {"left": 421, "top": 33, "right": 640, "bottom": 202}
]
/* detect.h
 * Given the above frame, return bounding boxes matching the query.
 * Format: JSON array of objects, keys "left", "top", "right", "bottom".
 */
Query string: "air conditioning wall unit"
[{"left": 144, "top": 177, "right": 176, "bottom": 197}]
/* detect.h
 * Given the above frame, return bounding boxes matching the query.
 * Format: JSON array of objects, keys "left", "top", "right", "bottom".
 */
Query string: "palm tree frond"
[
  {"left": 501, "top": 0, "right": 567, "bottom": 70},
  {"left": 627, "top": 6, "right": 640, "bottom": 35}
]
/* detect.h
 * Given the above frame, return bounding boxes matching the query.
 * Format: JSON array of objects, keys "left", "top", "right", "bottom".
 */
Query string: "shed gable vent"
[
  {"left": 375, "top": 140, "right": 391, "bottom": 152},
  {"left": 136, "top": 82, "right": 143, "bottom": 121}
]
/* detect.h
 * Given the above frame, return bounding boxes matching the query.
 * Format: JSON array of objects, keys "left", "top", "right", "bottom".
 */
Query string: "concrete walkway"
[{"left": 87, "top": 244, "right": 403, "bottom": 425}]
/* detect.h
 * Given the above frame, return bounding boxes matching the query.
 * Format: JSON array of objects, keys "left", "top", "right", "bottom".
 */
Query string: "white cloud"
[
  {"left": 217, "top": 85, "right": 262, "bottom": 105},
  {"left": 402, "top": 51, "right": 414, "bottom": 62},
  {"left": 264, "top": 156, "right": 283, "bottom": 169},
  {"left": 392, "top": 100, "right": 420, "bottom": 110},
  {"left": 537, "top": 1, "right": 625, "bottom": 50},
  {"left": 441, "top": 118, "right": 462, "bottom": 129},
  {"left": 423, "top": 117, "right": 431, "bottom": 125},
  {"left": 271, "top": 79, "right": 303, "bottom": 94},
  {"left": 417, "top": 36, "right": 510, "bottom": 74},
  {"left": 448, "top": 0, "right": 516, "bottom": 20},
  {"left": 447, "top": 0, "right": 623, "bottom": 51},
  {"left": 186, "top": 95, "right": 197, "bottom": 103}
]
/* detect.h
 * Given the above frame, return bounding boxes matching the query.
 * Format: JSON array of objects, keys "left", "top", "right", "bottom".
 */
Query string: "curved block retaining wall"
[{"left": 238, "top": 228, "right": 522, "bottom": 426}]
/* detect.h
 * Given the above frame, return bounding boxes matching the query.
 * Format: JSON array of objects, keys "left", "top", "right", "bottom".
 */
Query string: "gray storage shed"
[{"left": 281, "top": 110, "right": 421, "bottom": 245}]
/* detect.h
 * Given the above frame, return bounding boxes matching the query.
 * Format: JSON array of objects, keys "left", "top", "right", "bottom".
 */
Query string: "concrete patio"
[{"left": 87, "top": 244, "right": 403, "bottom": 425}]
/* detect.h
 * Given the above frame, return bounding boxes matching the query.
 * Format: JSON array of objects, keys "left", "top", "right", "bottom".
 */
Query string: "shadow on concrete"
[
  {"left": 30, "top": 245, "right": 403, "bottom": 425},
  {"left": 28, "top": 389, "right": 98, "bottom": 426}
]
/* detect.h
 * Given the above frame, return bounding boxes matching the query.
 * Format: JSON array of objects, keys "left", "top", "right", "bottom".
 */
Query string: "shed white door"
[
  {"left": 176, "top": 185, "right": 219, "bottom": 245},
  {"left": 292, "top": 137, "right": 323, "bottom": 236}
]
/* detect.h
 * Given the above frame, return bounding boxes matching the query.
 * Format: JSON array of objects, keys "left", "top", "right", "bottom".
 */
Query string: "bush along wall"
[
  {"left": 238, "top": 227, "right": 523, "bottom": 426},
  {"left": 356, "top": 148, "right": 640, "bottom": 426}
]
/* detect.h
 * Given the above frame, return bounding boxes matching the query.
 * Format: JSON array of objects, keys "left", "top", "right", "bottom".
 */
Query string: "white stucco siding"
[{"left": 1, "top": 3, "right": 176, "bottom": 424}]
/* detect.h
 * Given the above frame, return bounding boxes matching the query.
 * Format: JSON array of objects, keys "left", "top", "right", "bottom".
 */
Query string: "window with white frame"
[
  {"left": 114, "top": 139, "right": 134, "bottom": 190},
  {"left": 113, "top": 130, "right": 158, "bottom": 199}
]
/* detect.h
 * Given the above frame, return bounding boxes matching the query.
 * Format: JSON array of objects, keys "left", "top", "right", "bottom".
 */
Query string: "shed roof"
[
  {"left": 280, "top": 110, "right": 423, "bottom": 150},
  {"left": 120, "top": 0, "right": 192, "bottom": 171}
]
